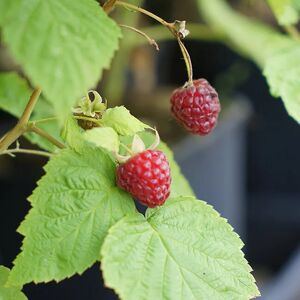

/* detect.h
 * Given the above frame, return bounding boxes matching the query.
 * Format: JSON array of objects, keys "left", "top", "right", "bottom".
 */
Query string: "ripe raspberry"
[
  {"left": 116, "top": 150, "right": 171, "bottom": 208},
  {"left": 170, "top": 79, "right": 221, "bottom": 135}
]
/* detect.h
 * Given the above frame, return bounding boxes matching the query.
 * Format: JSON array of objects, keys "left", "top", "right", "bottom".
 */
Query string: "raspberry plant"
[{"left": 5, "top": 0, "right": 300, "bottom": 299}]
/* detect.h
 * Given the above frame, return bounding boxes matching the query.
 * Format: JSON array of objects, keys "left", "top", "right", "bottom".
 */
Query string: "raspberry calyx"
[{"left": 115, "top": 131, "right": 171, "bottom": 208}]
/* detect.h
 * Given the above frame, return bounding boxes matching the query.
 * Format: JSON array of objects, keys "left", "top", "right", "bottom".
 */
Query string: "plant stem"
[
  {"left": 29, "top": 117, "right": 58, "bottom": 125},
  {"left": 177, "top": 37, "right": 193, "bottom": 84},
  {"left": 115, "top": 1, "right": 176, "bottom": 34},
  {"left": 141, "top": 24, "right": 224, "bottom": 43},
  {"left": 284, "top": 25, "right": 300, "bottom": 41},
  {"left": 103, "top": 0, "right": 117, "bottom": 14},
  {"left": 0, "top": 88, "right": 41, "bottom": 153},
  {"left": 28, "top": 126, "right": 65, "bottom": 149},
  {"left": 119, "top": 24, "right": 159, "bottom": 50},
  {"left": 115, "top": 1, "right": 194, "bottom": 83},
  {"left": 1, "top": 148, "right": 53, "bottom": 158},
  {"left": 73, "top": 115, "right": 102, "bottom": 125}
]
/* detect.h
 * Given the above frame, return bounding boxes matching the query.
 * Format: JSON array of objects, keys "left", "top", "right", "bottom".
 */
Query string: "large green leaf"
[
  {"left": 0, "top": 266, "right": 27, "bottom": 300},
  {"left": 264, "top": 43, "right": 300, "bottom": 122},
  {"left": 197, "top": 0, "right": 300, "bottom": 123},
  {"left": 0, "top": 0, "right": 121, "bottom": 119},
  {"left": 0, "top": 72, "right": 62, "bottom": 151},
  {"left": 8, "top": 145, "right": 135, "bottom": 286},
  {"left": 197, "top": 0, "right": 294, "bottom": 66},
  {"left": 267, "top": 0, "right": 299, "bottom": 25},
  {"left": 101, "top": 196, "right": 259, "bottom": 300}
]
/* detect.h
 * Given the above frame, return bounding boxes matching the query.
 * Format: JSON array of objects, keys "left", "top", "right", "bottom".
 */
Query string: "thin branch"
[
  {"left": 1, "top": 148, "right": 53, "bottom": 158},
  {"left": 0, "top": 88, "right": 41, "bottom": 153},
  {"left": 103, "top": 0, "right": 117, "bottom": 14},
  {"left": 73, "top": 115, "right": 102, "bottom": 125},
  {"left": 284, "top": 25, "right": 300, "bottom": 41},
  {"left": 115, "top": 1, "right": 176, "bottom": 35},
  {"left": 119, "top": 24, "right": 159, "bottom": 50},
  {"left": 29, "top": 117, "right": 58, "bottom": 125},
  {"left": 20, "top": 88, "right": 42, "bottom": 124},
  {"left": 177, "top": 37, "right": 193, "bottom": 84},
  {"left": 141, "top": 24, "right": 224, "bottom": 43},
  {"left": 28, "top": 126, "right": 65, "bottom": 149},
  {"left": 114, "top": 1, "right": 194, "bottom": 82}
]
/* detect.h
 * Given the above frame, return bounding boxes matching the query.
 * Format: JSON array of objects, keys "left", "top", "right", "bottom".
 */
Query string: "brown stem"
[
  {"left": 103, "top": 0, "right": 117, "bottom": 14},
  {"left": 115, "top": 1, "right": 176, "bottom": 35},
  {"left": 114, "top": 1, "right": 193, "bottom": 82},
  {"left": 0, "top": 88, "right": 41, "bottom": 153},
  {"left": 28, "top": 126, "right": 65, "bottom": 149},
  {"left": 284, "top": 25, "right": 300, "bottom": 41},
  {"left": 1, "top": 148, "right": 53, "bottom": 158},
  {"left": 177, "top": 37, "right": 193, "bottom": 84},
  {"left": 119, "top": 24, "right": 159, "bottom": 50}
]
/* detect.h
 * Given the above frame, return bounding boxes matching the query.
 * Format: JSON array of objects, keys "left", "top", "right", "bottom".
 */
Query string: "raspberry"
[
  {"left": 116, "top": 150, "right": 171, "bottom": 208},
  {"left": 170, "top": 79, "right": 221, "bottom": 135}
]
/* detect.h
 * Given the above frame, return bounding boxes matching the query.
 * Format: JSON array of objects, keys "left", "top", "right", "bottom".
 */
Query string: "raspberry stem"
[
  {"left": 119, "top": 24, "right": 159, "bottom": 51},
  {"left": 114, "top": 1, "right": 194, "bottom": 83}
]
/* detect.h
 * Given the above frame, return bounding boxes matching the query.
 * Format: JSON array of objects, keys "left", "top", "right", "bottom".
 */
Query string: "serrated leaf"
[
  {"left": 264, "top": 43, "right": 300, "bottom": 123},
  {"left": 101, "top": 196, "right": 259, "bottom": 300},
  {"left": 267, "top": 0, "right": 299, "bottom": 25},
  {"left": 8, "top": 145, "right": 136, "bottom": 286},
  {"left": 101, "top": 106, "right": 150, "bottom": 136},
  {"left": 0, "top": 72, "right": 62, "bottom": 151},
  {"left": 120, "top": 132, "right": 195, "bottom": 197},
  {"left": 84, "top": 127, "right": 119, "bottom": 152},
  {"left": 0, "top": 266, "right": 27, "bottom": 300},
  {"left": 0, "top": 0, "right": 121, "bottom": 119}
]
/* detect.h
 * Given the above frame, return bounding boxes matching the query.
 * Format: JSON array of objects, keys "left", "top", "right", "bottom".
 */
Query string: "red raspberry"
[
  {"left": 170, "top": 79, "right": 221, "bottom": 135},
  {"left": 116, "top": 150, "right": 171, "bottom": 208}
]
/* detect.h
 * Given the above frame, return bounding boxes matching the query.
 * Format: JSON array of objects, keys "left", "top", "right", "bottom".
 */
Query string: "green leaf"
[
  {"left": 101, "top": 196, "right": 260, "bottom": 300},
  {"left": 61, "top": 116, "right": 85, "bottom": 151},
  {"left": 62, "top": 116, "right": 120, "bottom": 153},
  {"left": 197, "top": 0, "right": 300, "bottom": 124},
  {"left": 197, "top": 0, "right": 294, "bottom": 67},
  {"left": 0, "top": 72, "right": 62, "bottom": 151},
  {"left": 8, "top": 145, "right": 136, "bottom": 286},
  {"left": 263, "top": 43, "right": 300, "bottom": 123},
  {"left": 0, "top": 0, "right": 121, "bottom": 119},
  {"left": 267, "top": 0, "right": 299, "bottom": 25},
  {"left": 84, "top": 127, "right": 119, "bottom": 153},
  {"left": 120, "top": 132, "right": 195, "bottom": 197},
  {"left": 0, "top": 266, "right": 27, "bottom": 300},
  {"left": 101, "top": 106, "right": 150, "bottom": 136}
]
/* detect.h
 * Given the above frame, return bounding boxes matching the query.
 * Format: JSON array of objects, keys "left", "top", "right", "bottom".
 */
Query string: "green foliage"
[
  {"left": 8, "top": 146, "right": 135, "bottom": 286},
  {"left": 84, "top": 127, "right": 120, "bottom": 152},
  {"left": 101, "top": 106, "right": 150, "bottom": 136},
  {"left": 267, "top": 0, "right": 299, "bottom": 25},
  {"left": 198, "top": 0, "right": 300, "bottom": 123},
  {"left": 101, "top": 196, "right": 260, "bottom": 300},
  {"left": 0, "top": 72, "right": 61, "bottom": 151},
  {"left": 0, "top": 0, "right": 121, "bottom": 119},
  {"left": 264, "top": 43, "right": 300, "bottom": 122},
  {"left": 197, "top": 0, "right": 294, "bottom": 66},
  {"left": 0, "top": 266, "right": 27, "bottom": 300}
]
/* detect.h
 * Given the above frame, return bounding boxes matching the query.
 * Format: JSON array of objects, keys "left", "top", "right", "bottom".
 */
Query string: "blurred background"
[{"left": 1, "top": 0, "right": 300, "bottom": 299}]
